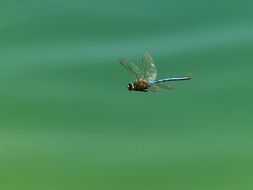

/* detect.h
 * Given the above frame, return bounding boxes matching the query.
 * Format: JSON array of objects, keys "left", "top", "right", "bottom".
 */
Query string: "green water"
[{"left": 1, "top": 0, "right": 253, "bottom": 189}]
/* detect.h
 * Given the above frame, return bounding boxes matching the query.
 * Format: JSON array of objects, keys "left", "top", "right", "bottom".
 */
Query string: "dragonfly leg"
[{"left": 137, "top": 89, "right": 148, "bottom": 92}]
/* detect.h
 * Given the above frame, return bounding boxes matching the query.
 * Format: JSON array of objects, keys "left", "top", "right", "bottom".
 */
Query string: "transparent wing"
[
  {"left": 142, "top": 53, "right": 157, "bottom": 81},
  {"left": 148, "top": 84, "right": 160, "bottom": 92},
  {"left": 156, "top": 83, "right": 175, "bottom": 90},
  {"left": 119, "top": 58, "right": 142, "bottom": 80}
]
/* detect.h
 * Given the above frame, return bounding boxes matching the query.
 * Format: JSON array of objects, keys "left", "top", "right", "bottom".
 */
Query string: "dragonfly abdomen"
[{"left": 153, "top": 76, "right": 192, "bottom": 83}]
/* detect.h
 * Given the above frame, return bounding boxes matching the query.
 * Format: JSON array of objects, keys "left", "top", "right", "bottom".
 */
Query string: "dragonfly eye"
[{"left": 127, "top": 83, "right": 134, "bottom": 91}]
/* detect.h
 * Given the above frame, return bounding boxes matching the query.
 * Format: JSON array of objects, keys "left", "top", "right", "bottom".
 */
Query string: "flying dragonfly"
[{"left": 119, "top": 53, "right": 193, "bottom": 92}]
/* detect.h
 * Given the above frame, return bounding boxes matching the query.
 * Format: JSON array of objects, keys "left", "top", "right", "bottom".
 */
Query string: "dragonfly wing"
[
  {"left": 148, "top": 84, "right": 160, "bottom": 92},
  {"left": 156, "top": 83, "right": 175, "bottom": 90},
  {"left": 119, "top": 58, "right": 142, "bottom": 80},
  {"left": 142, "top": 53, "right": 157, "bottom": 81}
]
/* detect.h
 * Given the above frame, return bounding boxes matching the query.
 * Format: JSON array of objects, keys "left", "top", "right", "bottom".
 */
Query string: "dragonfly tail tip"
[{"left": 188, "top": 73, "right": 194, "bottom": 80}]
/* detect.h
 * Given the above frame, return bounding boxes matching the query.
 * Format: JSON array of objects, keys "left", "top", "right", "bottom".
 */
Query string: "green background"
[{"left": 1, "top": 0, "right": 253, "bottom": 189}]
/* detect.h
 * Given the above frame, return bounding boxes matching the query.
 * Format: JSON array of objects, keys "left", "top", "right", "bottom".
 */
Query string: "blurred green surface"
[{"left": 1, "top": 0, "right": 253, "bottom": 189}]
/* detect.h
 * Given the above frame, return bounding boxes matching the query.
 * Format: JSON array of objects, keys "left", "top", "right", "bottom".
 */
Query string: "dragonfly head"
[{"left": 127, "top": 83, "right": 134, "bottom": 91}]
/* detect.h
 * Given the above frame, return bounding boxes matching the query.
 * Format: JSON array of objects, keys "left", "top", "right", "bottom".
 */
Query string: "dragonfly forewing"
[
  {"left": 119, "top": 58, "right": 142, "bottom": 80},
  {"left": 142, "top": 53, "right": 157, "bottom": 81}
]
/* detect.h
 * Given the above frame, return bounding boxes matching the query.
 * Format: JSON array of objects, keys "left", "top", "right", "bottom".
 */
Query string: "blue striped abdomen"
[{"left": 152, "top": 76, "right": 192, "bottom": 84}]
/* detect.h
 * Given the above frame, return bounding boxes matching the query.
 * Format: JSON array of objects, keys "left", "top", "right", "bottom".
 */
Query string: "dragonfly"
[{"left": 119, "top": 53, "right": 193, "bottom": 92}]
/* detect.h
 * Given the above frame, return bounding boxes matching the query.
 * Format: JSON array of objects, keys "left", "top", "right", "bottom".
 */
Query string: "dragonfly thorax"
[{"left": 127, "top": 79, "right": 150, "bottom": 92}]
